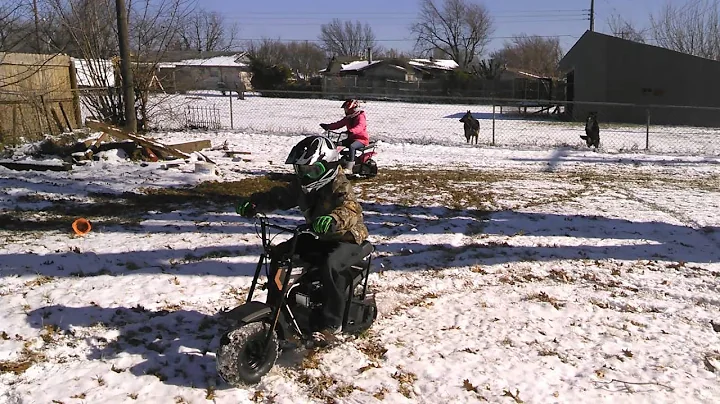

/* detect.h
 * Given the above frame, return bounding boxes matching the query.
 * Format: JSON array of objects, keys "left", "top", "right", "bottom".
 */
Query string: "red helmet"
[{"left": 341, "top": 99, "right": 359, "bottom": 114}]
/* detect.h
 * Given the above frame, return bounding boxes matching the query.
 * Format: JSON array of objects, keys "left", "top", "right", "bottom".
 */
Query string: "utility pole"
[
  {"left": 115, "top": 0, "right": 137, "bottom": 133},
  {"left": 32, "top": 0, "right": 41, "bottom": 52},
  {"left": 590, "top": 0, "right": 595, "bottom": 32}
]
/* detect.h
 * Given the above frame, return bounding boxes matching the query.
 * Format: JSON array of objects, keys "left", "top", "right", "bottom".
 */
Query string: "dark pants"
[
  {"left": 270, "top": 234, "right": 364, "bottom": 328},
  {"left": 340, "top": 139, "right": 365, "bottom": 163}
]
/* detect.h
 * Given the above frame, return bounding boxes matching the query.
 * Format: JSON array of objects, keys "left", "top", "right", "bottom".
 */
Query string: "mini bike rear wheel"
[{"left": 216, "top": 322, "right": 279, "bottom": 387}]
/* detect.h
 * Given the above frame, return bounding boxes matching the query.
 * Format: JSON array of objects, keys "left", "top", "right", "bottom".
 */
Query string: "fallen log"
[{"left": 0, "top": 160, "right": 73, "bottom": 171}]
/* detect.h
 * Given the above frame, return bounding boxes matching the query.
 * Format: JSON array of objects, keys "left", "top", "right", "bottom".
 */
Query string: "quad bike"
[
  {"left": 325, "top": 130, "right": 379, "bottom": 178},
  {"left": 215, "top": 214, "right": 377, "bottom": 387}
]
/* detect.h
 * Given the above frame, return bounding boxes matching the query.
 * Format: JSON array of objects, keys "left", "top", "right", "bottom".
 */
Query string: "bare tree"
[
  {"left": 378, "top": 48, "right": 421, "bottom": 59},
  {"left": 474, "top": 58, "right": 505, "bottom": 79},
  {"left": 319, "top": 19, "right": 381, "bottom": 57},
  {"left": 45, "top": 0, "right": 118, "bottom": 59},
  {"left": 284, "top": 41, "right": 326, "bottom": 81},
  {"left": 247, "top": 39, "right": 326, "bottom": 81},
  {"left": 650, "top": 0, "right": 720, "bottom": 60},
  {"left": 246, "top": 38, "right": 289, "bottom": 66},
  {"left": 0, "top": 0, "right": 31, "bottom": 52},
  {"left": 490, "top": 34, "right": 562, "bottom": 77},
  {"left": 127, "top": 0, "right": 194, "bottom": 130},
  {"left": 607, "top": 12, "right": 646, "bottom": 43},
  {"left": 411, "top": 0, "right": 493, "bottom": 69},
  {"left": 177, "top": 9, "right": 238, "bottom": 52},
  {"left": 43, "top": 0, "right": 193, "bottom": 130}
]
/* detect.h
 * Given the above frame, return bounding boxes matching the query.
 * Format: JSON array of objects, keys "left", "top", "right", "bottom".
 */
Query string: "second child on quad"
[{"left": 320, "top": 99, "right": 370, "bottom": 175}]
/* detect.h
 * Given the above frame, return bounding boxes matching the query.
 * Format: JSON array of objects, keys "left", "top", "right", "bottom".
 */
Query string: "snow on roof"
[
  {"left": 162, "top": 54, "right": 248, "bottom": 68},
  {"left": 322, "top": 58, "right": 458, "bottom": 74},
  {"left": 408, "top": 58, "right": 459, "bottom": 70},
  {"left": 72, "top": 58, "right": 115, "bottom": 87},
  {"left": 340, "top": 60, "right": 382, "bottom": 71}
]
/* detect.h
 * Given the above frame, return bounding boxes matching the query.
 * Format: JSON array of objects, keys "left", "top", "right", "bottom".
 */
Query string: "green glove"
[
  {"left": 235, "top": 201, "right": 257, "bottom": 217},
  {"left": 312, "top": 215, "right": 335, "bottom": 234}
]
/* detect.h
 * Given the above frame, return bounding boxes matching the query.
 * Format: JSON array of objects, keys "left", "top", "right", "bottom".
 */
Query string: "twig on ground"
[{"left": 596, "top": 378, "right": 674, "bottom": 391}]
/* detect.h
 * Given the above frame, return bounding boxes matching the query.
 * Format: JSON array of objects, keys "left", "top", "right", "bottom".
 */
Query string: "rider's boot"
[{"left": 344, "top": 161, "right": 355, "bottom": 175}]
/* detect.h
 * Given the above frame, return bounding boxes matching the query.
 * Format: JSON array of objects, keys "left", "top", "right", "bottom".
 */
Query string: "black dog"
[
  {"left": 581, "top": 112, "right": 600, "bottom": 148},
  {"left": 459, "top": 110, "right": 479, "bottom": 144}
]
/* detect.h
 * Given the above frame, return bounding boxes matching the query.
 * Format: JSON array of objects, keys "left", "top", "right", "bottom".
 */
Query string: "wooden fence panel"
[{"left": 0, "top": 52, "right": 81, "bottom": 146}]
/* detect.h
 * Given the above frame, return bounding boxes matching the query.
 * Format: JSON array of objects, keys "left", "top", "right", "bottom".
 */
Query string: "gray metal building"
[{"left": 559, "top": 30, "right": 720, "bottom": 127}]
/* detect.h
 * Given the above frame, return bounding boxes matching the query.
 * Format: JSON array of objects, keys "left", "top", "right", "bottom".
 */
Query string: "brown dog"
[{"left": 459, "top": 110, "right": 479, "bottom": 144}]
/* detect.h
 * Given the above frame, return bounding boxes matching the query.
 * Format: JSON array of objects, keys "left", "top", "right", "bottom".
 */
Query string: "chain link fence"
[{"left": 76, "top": 89, "right": 720, "bottom": 156}]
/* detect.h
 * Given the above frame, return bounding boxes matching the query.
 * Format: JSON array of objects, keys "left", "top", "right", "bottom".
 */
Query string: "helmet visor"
[{"left": 294, "top": 162, "right": 325, "bottom": 180}]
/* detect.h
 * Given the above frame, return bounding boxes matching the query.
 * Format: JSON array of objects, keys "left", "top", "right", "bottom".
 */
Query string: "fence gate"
[{"left": 185, "top": 104, "right": 221, "bottom": 130}]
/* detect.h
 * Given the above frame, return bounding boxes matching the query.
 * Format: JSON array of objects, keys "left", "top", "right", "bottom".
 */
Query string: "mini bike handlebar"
[{"left": 255, "top": 214, "right": 319, "bottom": 251}]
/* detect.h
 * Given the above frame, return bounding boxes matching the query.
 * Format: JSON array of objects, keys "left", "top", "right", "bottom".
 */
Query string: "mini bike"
[{"left": 215, "top": 214, "right": 377, "bottom": 386}]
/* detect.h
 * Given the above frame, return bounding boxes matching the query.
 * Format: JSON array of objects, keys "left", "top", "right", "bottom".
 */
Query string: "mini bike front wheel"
[{"left": 216, "top": 322, "right": 279, "bottom": 387}]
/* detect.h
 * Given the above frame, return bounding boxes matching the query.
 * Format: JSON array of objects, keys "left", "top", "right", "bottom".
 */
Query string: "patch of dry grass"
[
  {"left": 0, "top": 345, "right": 46, "bottom": 375},
  {"left": 525, "top": 291, "right": 565, "bottom": 310},
  {"left": 392, "top": 367, "right": 418, "bottom": 398}
]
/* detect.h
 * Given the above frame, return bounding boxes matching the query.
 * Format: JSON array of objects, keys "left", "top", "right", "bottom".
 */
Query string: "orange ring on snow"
[{"left": 72, "top": 218, "right": 92, "bottom": 236}]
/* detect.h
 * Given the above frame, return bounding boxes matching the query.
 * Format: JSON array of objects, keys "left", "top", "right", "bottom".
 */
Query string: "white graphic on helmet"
[{"left": 285, "top": 136, "right": 340, "bottom": 193}]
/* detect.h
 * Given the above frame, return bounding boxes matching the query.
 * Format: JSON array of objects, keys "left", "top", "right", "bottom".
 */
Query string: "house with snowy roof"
[
  {"left": 319, "top": 54, "right": 459, "bottom": 94},
  {"left": 155, "top": 51, "right": 252, "bottom": 93},
  {"left": 321, "top": 55, "right": 458, "bottom": 81}
]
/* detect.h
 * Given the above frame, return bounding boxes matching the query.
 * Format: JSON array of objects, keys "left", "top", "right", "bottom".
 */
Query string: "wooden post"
[
  {"left": 645, "top": 108, "right": 650, "bottom": 150},
  {"left": 492, "top": 103, "right": 496, "bottom": 146},
  {"left": 12, "top": 105, "right": 18, "bottom": 140},
  {"left": 59, "top": 102, "right": 73, "bottom": 130},
  {"left": 229, "top": 93, "right": 234, "bottom": 130},
  {"left": 116, "top": 0, "right": 137, "bottom": 133},
  {"left": 40, "top": 95, "right": 56, "bottom": 135},
  {"left": 67, "top": 59, "right": 82, "bottom": 128}
]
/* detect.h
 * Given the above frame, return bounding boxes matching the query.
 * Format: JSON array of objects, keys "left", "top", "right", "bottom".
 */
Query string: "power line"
[
  {"left": 224, "top": 14, "right": 590, "bottom": 21},
  {"left": 236, "top": 35, "right": 581, "bottom": 43},
  {"left": 232, "top": 19, "right": 589, "bottom": 27},
  {"left": 224, "top": 9, "right": 589, "bottom": 16}
]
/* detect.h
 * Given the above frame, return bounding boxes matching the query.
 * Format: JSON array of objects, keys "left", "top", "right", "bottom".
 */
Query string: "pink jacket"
[{"left": 326, "top": 111, "right": 369, "bottom": 145}]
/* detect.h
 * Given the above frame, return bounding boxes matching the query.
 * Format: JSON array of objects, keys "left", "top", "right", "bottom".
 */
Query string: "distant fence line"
[
  {"left": 6, "top": 83, "right": 720, "bottom": 156},
  {"left": 71, "top": 89, "right": 720, "bottom": 156},
  {"left": 321, "top": 75, "right": 566, "bottom": 101}
]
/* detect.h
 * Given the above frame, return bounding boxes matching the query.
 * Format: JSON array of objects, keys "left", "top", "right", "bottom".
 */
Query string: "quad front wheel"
[{"left": 216, "top": 322, "right": 279, "bottom": 387}]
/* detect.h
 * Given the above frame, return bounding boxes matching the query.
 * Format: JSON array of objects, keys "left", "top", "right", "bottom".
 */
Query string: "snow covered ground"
[
  {"left": 119, "top": 92, "right": 720, "bottom": 156},
  {"left": 1, "top": 117, "right": 720, "bottom": 403}
]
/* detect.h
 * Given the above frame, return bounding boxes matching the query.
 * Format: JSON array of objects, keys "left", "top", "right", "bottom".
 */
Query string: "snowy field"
[
  {"left": 2, "top": 114, "right": 720, "bottom": 403},
  {"left": 112, "top": 92, "right": 720, "bottom": 156}
]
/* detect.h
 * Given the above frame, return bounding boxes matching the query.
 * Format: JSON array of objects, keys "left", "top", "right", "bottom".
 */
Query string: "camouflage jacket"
[{"left": 248, "top": 172, "right": 369, "bottom": 244}]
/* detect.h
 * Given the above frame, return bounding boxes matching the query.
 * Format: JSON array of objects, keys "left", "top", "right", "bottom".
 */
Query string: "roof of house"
[
  {"left": 320, "top": 57, "right": 458, "bottom": 73},
  {"left": 559, "top": 30, "right": 720, "bottom": 72},
  {"left": 158, "top": 52, "right": 249, "bottom": 69},
  {"left": 408, "top": 58, "right": 459, "bottom": 70},
  {"left": 502, "top": 67, "right": 554, "bottom": 80}
]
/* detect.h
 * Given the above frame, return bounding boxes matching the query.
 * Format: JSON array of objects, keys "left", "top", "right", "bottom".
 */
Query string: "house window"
[{"left": 209, "top": 68, "right": 219, "bottom": 78}]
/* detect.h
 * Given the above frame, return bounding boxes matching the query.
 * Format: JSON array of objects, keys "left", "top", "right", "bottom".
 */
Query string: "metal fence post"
[
  {"left": 229, "top": 93, "right": 234, "bottom": 130},
  {"left": 492, "top": 102, "right": 496, "bottom": 145},
  {"left": 645, "top": 108, "right": 650, "bottom": 150}
]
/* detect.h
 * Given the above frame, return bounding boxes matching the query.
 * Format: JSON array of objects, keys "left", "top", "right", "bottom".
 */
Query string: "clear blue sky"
[{"left": 200, "top": 0, "right": 668, "bottom": 55}]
